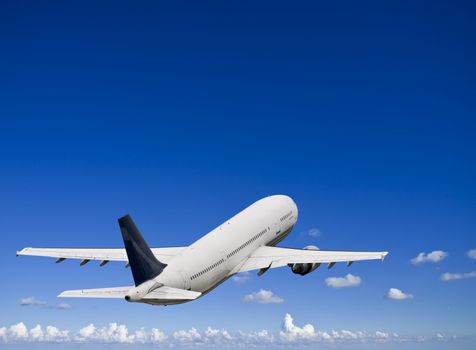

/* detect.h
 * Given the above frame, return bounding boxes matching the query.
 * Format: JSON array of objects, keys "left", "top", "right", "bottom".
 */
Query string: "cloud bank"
[
  {"left": 410, "top": 251, "right": 448, "bottom": 265},
  {"left": 0, "top": 314, "right": 450, "bottom": 346}
]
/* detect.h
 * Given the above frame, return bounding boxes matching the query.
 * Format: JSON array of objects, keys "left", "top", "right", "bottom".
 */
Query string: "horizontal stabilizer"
[
  {"left": 59, "top": 286, "right": 131, "bottom": 298},
  {"left": 59, "top": 285, "right": 201, "bottom": 301}
]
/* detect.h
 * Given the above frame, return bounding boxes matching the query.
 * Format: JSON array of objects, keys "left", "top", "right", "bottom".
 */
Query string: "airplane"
[{"left": 17, "top": 195, "right": 388, "bottom": 306}]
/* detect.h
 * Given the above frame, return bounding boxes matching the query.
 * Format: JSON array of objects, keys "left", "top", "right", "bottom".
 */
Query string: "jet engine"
[{"left": 288, "top": 245, "right": 320, "bottom": 276}]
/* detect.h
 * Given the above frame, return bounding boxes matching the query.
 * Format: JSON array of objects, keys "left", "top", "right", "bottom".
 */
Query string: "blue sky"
[{"left": 0, "top": 0, "right": 475, "bottom": 348}]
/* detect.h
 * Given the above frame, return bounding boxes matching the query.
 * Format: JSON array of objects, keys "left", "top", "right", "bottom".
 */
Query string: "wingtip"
[
  {"left": 16, "top": 247, "right": 29, "bottom": 256},
  {"left": 382, "top": 251, "right": 389, "bottom": 260},
  {"left": 58, "top": 290, "right": 78, "bottom": 298}
]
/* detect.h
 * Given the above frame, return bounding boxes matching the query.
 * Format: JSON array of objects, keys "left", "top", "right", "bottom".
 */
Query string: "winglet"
[
  {"left": 381, "top": 252, "right": 389, "bottom": 261},
  {"left": 119, "top": 214, "right": 167, "bottom": 286},
  {"left": 16, "top": 247, "right": 30, "bottom": 257}
]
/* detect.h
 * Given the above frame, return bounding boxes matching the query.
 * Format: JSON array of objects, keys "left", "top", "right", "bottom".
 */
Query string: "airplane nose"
[{"left": 283, "top": 195, "right": 297, "bottom": 209}]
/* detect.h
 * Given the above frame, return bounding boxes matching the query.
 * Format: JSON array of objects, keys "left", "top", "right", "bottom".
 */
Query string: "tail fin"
[{"left": 118, "top": 214, "right": 167, "bottom": 286}]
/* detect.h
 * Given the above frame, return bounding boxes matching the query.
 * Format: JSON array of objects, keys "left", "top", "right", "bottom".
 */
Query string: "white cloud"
[
  {"left": 237, "top": 329, "right": 274, "bottom": 345},
  {"left": 206, "top": 327, "right": 232, "bottom": 338},
  {"left": 325, "top": 274, "right": 362, "bottom": 288},
  {"left": 307, "top": 228, "right": 321, "bottom": 237},
  {"left": 77, "top": 323, "right": 135, "bottom": 343},
  {"left": 0, "top": 314, "right": 454, "bottom": 346},
  {"left": 279, "top": 313, "right": 316, "bottom": 342},
  {"left": 440, "top": 271, "right": 476, "bottom": 281},
  {"left": 385, "top": 288, "right": 413, "bottom": 300},
  {"left": 18, "top": 297, "right": 71, "bottom": 310},
  {"left": 173, "top": 327, "right": 201, "bottom": 344},
  {"left": 9, "top": 322, "right": 28, "bottom": 340},
  {"left": 278, "top": 314, "right": 399, "bottom": 344},
  {"left": 170, "top": 325, "right": 232, "bottom": 346},
  {"left": 44, "top": 326, "right": 69, "bottom": 341},
  {"left": 19, "top": 297, "right": 45, "bottom": 306},
  {"left": 0, "top": 322, "right": 69, "bottom": 343},
  {"left": 172, "top": 326, "right": 232, "bottom": 345},
  {"left": 75, "top": 322, "right": 167, "bottom": 343},
  {"left": 243, "top": 289, "right": 284, "bottom": 304},
  {"left": 29, "top": 325, "right": 43, "bottom": 341},
  {"left": 232, "top": 272, "right": 250, "bottom": 284},
  {"left": 78, "top": 324, "right": 96, "bottom": 339},
  {"left": 467, "top": 249, "right": 476, "bottom": 260},
  {"left": 410, "top": 250, "right": 448, "bottom": 265},
  {"left": 375, "top": 331, "right": 389, "bottom": 339},
  {"left": 150, "top": 328, "right": 168, "bottom": 342}
]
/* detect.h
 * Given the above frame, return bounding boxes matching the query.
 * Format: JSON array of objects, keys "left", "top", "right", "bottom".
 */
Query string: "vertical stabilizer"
[{"left": 118, "top": 215, "right": 167, "bottom": 286}]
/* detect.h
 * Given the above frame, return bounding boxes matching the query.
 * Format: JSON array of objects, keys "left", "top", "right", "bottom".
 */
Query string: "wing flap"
[
  {"left": 16, "top": 247, "right": 186, "bottom": 264},
  {"left": 237, "top": 246, "right": 388, "bottom": 273}
]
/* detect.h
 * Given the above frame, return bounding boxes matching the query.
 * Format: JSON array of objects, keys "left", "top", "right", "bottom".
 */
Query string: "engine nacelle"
[
  {"left": 125, "top": 279, "right": 161, "bottom": 302},
  {"left": 289, "top": 245, "right": 320, "bottom": 276}
]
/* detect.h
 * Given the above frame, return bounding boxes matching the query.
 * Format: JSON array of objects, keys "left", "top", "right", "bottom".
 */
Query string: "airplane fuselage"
[{"left": 149, "top": 195, "right": 298, "bottom": 305}]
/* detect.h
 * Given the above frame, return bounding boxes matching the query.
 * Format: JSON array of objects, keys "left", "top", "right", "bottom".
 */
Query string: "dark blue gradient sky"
[{"left": 0, "top": 0, "right": 475, "bottom": 348}]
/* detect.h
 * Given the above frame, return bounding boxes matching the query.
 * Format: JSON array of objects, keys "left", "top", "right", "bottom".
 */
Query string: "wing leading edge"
[
  {"left": 236, "top": 246, "right": 388, "bottom": 273},
  {"left": 16, "top": 247, "right": 186, "bottom": 264}
]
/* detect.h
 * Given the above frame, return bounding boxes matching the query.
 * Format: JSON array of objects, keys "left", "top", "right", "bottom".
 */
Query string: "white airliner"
[{"left": 17, "top": 195, "right": 388, "bottom": 306}]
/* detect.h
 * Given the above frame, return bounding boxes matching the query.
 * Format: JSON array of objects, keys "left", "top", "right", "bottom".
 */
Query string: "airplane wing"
[
  {"left": 16, "top": 247, "right": 186, "bottom": 265},
  {"left": 235, "top": 246, "right": 388, "bottom": 273},
  {"left": 59, "top": 285, "right": 201, "bottom": 301}
]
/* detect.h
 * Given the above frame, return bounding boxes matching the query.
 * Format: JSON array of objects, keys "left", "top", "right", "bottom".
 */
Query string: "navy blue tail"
[{"left": 118, "top": 214, "right": 167, "bottom": 286}]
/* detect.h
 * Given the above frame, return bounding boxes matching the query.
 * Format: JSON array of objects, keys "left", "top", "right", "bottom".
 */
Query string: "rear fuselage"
[{"left": 147, "top": 195, "right": 298, "bottom": 305}]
